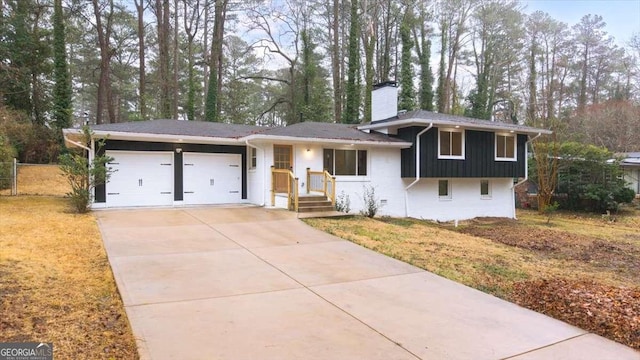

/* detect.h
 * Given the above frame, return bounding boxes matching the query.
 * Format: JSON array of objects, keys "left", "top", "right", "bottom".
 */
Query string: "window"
[
  {"left": 438, "top": 179, "right": 451, "bottom": 199},
  {"left": 249, "top": 147, "right": 257, "bottom": 169},
  {"left": 323, "top": 149, "right": 367, "bottom": 176},
  {"left": 273, "top": 145, "right": 292, "bottom": 169},
  {"left": 439, "top": 129, "right": 464, "bottom": 159},
  {"left": 480, "top": 179, "right": 491, "bottom": 198},
  {"left": 495, "top": 134, "right": 516, "bottom": 160}
]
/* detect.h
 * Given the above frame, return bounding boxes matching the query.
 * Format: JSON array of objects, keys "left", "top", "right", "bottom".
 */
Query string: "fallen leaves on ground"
[
  {"left": 511, "top": 278, "right": 640, "bottom": 350},
  {"left": 458, "top": 220, "right": 640, "bottom": 283}
]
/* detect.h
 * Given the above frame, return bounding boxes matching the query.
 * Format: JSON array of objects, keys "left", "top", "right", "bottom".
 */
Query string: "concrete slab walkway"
[{"left": 96, "top": 206, "right": 640, "bottom": 360}]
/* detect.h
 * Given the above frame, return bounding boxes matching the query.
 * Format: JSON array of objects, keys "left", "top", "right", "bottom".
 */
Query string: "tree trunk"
[
  {"left": 205, "top": 0, "right": 228, "bottom": 122},
  {"left": 157, "top": 0, "right": 171, "bottom": 118},
  {"left": 202, "top": 1, "right": 209, "bottom": 108},
  {"left": 330, "top": 0, "right": 342, "bottom": 122},
  {"left": 93, "top": 0, "right": 115, "bottom": 124},
  {"left": 172, "top": 0, "right": 179, "bottom": 119},
  {"left": 134, "top": 0, "right": 146, "bottom": 120}
]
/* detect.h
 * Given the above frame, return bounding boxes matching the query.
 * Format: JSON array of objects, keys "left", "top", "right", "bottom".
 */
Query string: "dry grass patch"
[
  {"left": 0, "top": 165, "right": 70, "bottom": 196},
  {"left": 0, "top": 196, "right": 138, "bottom": 359}
]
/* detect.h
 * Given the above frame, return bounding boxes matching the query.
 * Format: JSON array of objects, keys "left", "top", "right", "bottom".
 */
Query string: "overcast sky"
[{"left": 522, "top": 0, "right": 640, "bottom": 46}]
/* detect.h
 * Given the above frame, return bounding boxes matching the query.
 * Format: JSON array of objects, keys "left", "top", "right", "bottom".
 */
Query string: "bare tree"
[
  {"left": 436, "top": 0, "right": 475, "bottom": 114},
  {"left": 182, "top": 0, "right": 203, "bottom": 120},
  {"left": 134, "top": 0, "right": 147, "bottom": 120},
  {"left": 92, "top": 0, "right": 116, "bottom": 124}
]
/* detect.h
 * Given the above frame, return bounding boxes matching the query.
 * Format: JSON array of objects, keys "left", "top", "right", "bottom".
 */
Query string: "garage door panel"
[
  {"left": 105, "top": 151, "right": 174, "bottom": 207},
  {"left": 183, "top": 153, "right": 242, "bottom": 205}
]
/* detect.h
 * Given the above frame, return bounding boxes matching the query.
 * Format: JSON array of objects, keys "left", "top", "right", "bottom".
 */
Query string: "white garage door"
[
  {"left": 105, "top": 151, "right": 174, "bottom": 207},
  {"left": 183, "top": 153, "right": 242, "bottom": 205}
]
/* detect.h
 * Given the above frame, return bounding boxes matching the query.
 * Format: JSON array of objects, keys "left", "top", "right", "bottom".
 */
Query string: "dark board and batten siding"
[
  {"left": 95, "top": 140, "right": 247, "bottom": 203},
  {"left": 397, "top": 126, "right": 526, "bottom": 178}
]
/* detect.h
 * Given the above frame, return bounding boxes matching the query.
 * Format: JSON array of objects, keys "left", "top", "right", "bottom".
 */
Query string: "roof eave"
[
  {"left": 358, "top": 118, "right": 553, "bottom": 135},
  {"left": 78, "top": 129, "right": 244, "bottom": 145},
  {"left": 246, "top": 134, "right": 412, "bottom": 148}
]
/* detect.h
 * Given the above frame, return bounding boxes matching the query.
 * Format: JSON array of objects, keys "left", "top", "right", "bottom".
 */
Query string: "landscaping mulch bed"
[{"left": 511, "top": 278, "right": 640, "bottom": 350}]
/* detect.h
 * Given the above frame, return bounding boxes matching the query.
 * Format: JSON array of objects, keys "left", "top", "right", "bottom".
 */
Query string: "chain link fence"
[
  {"left": 0, "top": 161, "right": 69, "bottom": 196},
  {"left": 0, "top": 159, "right": 17, "bottom": 195}
]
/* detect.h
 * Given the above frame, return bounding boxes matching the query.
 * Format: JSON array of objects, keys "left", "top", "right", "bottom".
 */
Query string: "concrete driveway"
[{"left": 96, "top": 206, "right": 639, "bottom": 360}]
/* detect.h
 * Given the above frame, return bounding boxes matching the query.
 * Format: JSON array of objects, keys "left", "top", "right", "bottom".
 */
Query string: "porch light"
[{"left": 175, "top": 148, "right": 182, "bottom": 153}]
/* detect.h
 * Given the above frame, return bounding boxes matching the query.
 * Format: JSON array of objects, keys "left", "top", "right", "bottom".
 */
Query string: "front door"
[{"left": 273, "top": 145, "right": 292, "bottom": 192}]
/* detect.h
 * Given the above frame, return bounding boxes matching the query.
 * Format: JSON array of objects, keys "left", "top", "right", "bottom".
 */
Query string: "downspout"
[
  {"left": 404, "top": 123, "right": 433, "bottom": 217},
  {"left": 511, "top": 132, "right": 542, "bottom": 219},
  {"left": 245, "top": 139, "right": 266, "bottom": 206}
]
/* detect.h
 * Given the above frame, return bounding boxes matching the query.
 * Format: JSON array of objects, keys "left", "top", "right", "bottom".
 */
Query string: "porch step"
[
  {"left": 298, "top": 195, "right": 328, "bottom": 202},
  {"left": 298, "top": 204, "right": 336, "bottom": 213},
  {"left": 297, "top": 195, "right": 334, "bottom": 213}
]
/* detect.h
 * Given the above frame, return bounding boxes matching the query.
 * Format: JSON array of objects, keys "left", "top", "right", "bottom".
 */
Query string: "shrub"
[
  {"left": 0, "top": 107, "right": 60, "bottom": 163},
  {"left": 59, "top": 127, "right": 113, "bottom": 213},
  {"left": 360, "top": 185, "right": 382, "bottom": 218},
  {"left": 335, "top": 191, "right": 351, "bottom": 213},
  {"left": 532, "top": 141, "right": 635, "bottom": 213}
]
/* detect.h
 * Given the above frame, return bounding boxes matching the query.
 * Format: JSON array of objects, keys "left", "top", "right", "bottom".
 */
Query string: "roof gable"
[{"left": 359, "top": 110, "right": 552, "bottom": 135}]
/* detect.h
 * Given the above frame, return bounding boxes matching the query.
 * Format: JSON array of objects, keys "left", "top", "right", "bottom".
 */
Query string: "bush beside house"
[{"left": 527, "top": 142, "right": 635, "bottom": 213}]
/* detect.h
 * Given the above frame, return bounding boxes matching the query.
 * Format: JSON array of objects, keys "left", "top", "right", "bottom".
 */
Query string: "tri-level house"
[{"left": 63, "top": 82, "right": 551, "bottom": 221}]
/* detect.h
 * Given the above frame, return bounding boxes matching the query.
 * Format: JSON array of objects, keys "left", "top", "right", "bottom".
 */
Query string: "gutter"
[
  {"left": 511, "top": 132, "right": 542, "bottom": 219},
  {"left": 245, "top": 140, "right": 266, "bottom": 206},
  {"left": 404, "top": 123, "right": 433, "bottom": 217},
  {"left": 63, "top": 135, "right": 91, "bottom": 152}
]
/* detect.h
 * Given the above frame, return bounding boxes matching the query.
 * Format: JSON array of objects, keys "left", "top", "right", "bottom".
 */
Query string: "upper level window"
[
  {"left": 495, "top": 134, "right": 516, "bottom": 161},
  {"left": 323, "top": 149, "right": 367, "bottom": 176},
  {"left": 439, "top": 129, "right": 464, "bottom": 159}
]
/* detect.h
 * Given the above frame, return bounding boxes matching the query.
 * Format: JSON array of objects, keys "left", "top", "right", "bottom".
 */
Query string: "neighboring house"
[
  {"left": 63, "top": 82, "right": 551, "bottom": 221},
  {"left": 620, "top": 152, "right": 640, "bottom": 196}
]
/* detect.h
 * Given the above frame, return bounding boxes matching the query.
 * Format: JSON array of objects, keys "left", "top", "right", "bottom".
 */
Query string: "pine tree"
[
  {"left": 419, "top": 39, "right": 434, "bottom": 111},
  {"left": 205, "top": 68, "right": 218, "bottom": 122},
  {"left": 53, "top": 0, "right": 72, "bottom": 130},
  {"left": 398, "top": 20, "right": 416, "bottom": 111},
  {"left": 343, "top": 0, "right": 360, "bottom": 124}
]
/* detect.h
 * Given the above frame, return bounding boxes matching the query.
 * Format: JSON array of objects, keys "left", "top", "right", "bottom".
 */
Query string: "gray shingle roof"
[
  {"left": 362, "top": 110, "right": 552, "bottom": 134},
  {"left": 260, "top": 121, "right": 407, "bottom": 143},
  {"left": 86, "top": 119, "right": 407, "bottom": 144},
  {"left": 90, "top": 119, "right": 267, "bottom": 139}
]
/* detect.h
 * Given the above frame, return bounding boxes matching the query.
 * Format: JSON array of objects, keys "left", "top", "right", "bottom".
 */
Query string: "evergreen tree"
[
  {"left": 52, "top": 0, "right": 72, "bottom": 130},
  {"left": 296, "top": 29, "right": 333, "bottom": 123},
  {"left": 419, "top": 39, "right": 434, "bottom": 111},
  {"left": 343, "top": 0, "right": 360, "bottom": 124},
  {"left": 205, "top": 68, "right": 218, "bottom": 122},
  {"left": 399, "top": 20, "right": 416, "bottom": 111}
]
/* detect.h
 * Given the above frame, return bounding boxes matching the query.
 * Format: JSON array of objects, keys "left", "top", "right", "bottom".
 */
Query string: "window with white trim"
[
  {"left": 323, "top": 149, "right": 367, "bottom": 176},
  {"left": 438, "top": 179, "right": 451, "bottom": 199},
  {"left": 480, "top": 179, "right": 491, "bottom": 198},
  {"left": 495, "top": 133, "right": 516, "bottom": 161},
  {"left": 439, "top": 129, "right": 464, "bottom": 159},
  {"left": 249, "top": 147, "right": 257, "bottom": 169}
]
